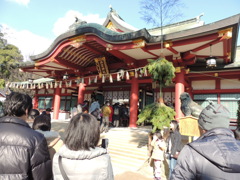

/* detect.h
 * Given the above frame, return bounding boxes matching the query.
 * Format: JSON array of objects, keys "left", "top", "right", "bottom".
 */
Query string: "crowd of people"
[
  {"left": 76, "top": 98, "right": 130, "bottom": 133},
  {"left": 0, "top": 91, "right": 240, "bottom": 180},
  {"left": 147, "top": 103, "right": 240, "bottom": 180}
]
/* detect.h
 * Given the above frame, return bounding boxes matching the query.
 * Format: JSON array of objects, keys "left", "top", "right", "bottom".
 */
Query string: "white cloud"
[
  {"left": 6, "top": 0, "right": 30, "bottom": 6},
  {"left": 1, "top": 24, "right": 52, "bottom": 61},
  {"left": 52, "top": 10, "right": 105, "bottom": 37},
  {"left": 0, "top": 11, "right": 105, "bottom": 61}
]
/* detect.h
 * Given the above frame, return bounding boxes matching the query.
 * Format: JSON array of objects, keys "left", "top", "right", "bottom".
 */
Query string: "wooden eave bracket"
[
  {"left": 164, "top": 41, "right": 178, "bottom": 54},
  {"left": 218, "top": 28, "right": 232, "bottom": 41}
]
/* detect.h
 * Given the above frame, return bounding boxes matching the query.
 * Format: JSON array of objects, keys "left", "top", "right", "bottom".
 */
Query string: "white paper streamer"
[
  {"left": 109, "top": 74, "right": 113, "bottom": 83},
  {"left": 89, "top": 77, "right": 91, "bottom": 85},
  {"left": 126, "top": 71, "right": 130, "bottom": 80},
  {"left": 94, "top": 76, "right": 97, "bottom": 83},
  {"left": 135, "top": 69, "right": 138, "bottom": 78},
  {"left": 102, "top": 75, "right": 105, "bottom": 83}
]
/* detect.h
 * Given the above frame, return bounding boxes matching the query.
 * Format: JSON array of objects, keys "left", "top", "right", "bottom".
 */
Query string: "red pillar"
[
  {"left": 129, "top": 77, "right": 139, "bottom": 127},
  {"left": 53, "top": 87, "right": 61, "bottom": 120},
  {"left": 33, "top": 88, "right": 38, "bottom": 109},
  {"left": 78, "top": 83, "right": 86, "bottom": 104},
  {"left": 175, "top": 68, "right": 185, "bottom": 120}
]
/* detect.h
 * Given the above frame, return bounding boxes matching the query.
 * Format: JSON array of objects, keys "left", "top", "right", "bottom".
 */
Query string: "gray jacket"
[
  {"left": 171, "top": 128, "right": 240, "bottom": 180},
  {"left": 53, "top": 145, "right": 114, "bottom": 180}
]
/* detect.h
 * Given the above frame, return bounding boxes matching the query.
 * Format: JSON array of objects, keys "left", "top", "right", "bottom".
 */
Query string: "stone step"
[{"left": 99, "top": 127, "right": 151, "bottom": 176}]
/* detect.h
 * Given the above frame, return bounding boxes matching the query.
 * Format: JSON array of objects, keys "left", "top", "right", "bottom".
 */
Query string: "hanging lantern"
[
  {"left": 206, "top": 56, "right": 217, "bottom": 68},
  {"left": 206, "top": 44, "right": 217, "bottom": 68},
  {"left": 59, "top": 81, "right": 62, "bottom": 88},
  {"left": 69, "top": 80, "right": 72, "bottom": 87},
  {"left": 50, "top": 82, "right": 53, "bottom": 88}
]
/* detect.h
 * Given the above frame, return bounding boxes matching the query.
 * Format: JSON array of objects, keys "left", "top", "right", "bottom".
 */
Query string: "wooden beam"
[
  {"left": 82, "top": 44, "right": 102, "bottom": 55},
  {"left": 166, "top": 47, "right": 178, "bottom": 54},
  {"left": 108, "top": 50, "right": 137, "bottom": 68},
  {"left": 54, "top": 58, "right": 84, "bottom": 71},
  {"left": 191, "top": 38, "right": 222, "bottom": 52}
]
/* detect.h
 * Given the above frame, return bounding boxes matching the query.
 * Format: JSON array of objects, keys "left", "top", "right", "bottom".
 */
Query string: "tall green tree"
[{"left": 0, "top": 32, "right": 23, "bottom": 88}]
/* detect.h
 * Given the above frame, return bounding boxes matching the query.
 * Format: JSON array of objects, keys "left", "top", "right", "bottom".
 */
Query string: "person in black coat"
[
  {"left": 41, "top": 108, "right": 52, "bottom": 130},
  {"left": 120, "top": 104, "right": 129, "bottom": 127},
  {"left": 112, "top": 102, "right": 121, "bottom": 127},
  {"left": 167, "top": 120, "right": 182, "bottom": 178},
  {"left": 171, "top": 104, "right": 240, "bottom": 180},
  {"left": 0, "top": 92, "right": 52, "bottom": 179}
]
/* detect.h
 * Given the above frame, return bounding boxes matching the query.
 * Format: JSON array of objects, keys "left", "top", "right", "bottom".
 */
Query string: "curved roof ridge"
[{"left": 103, "top": 7, "right": 138, "bottom": 32}]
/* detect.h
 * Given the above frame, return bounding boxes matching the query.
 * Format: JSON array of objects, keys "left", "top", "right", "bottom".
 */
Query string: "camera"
[{"left": 101, "top": 138, "right": 109, "bottom": 149}]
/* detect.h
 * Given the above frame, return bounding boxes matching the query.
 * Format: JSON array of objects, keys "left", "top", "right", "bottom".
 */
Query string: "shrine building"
[{"left": 16, "top": 9, "right": 240, "bottom": 128}]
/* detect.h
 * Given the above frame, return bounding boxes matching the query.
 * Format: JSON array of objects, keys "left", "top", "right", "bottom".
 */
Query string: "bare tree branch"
[{"left": 139, "top": 0, "right": 184, "bottom": 27}]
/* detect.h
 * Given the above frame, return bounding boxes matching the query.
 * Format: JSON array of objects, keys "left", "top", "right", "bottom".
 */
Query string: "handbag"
[{"left": 58, "top": 156, "right": 69, "bottom": 180}]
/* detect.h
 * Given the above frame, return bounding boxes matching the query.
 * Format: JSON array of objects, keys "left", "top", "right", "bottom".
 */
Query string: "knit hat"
[{"left": 198, "top": 103, "right": 230, "bottom": 131}]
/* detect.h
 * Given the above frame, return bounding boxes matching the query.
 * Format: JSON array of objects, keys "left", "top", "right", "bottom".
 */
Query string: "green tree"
[
  {"left": 0, "top": 32, "right": 23, "bottom": 88},
  {"left": 137, "top": 58, "right": 176, "bottom": 131}
]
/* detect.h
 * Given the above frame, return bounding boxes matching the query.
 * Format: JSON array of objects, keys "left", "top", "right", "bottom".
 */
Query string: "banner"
[{"left": 95, "top": 57, "right": 109, "bottom": 77}]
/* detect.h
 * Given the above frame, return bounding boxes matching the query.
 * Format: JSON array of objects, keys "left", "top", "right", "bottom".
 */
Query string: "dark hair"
[
  {"left": 64, "top": 113, "right": 100, "bottom": 151},
  {"left": 3, "top": 92, "right": 32, "bottom": 117},
  {"left": 32, "top": 115, "right": 51, "bottom": 131},
  {"left": 29, "top": 109, "right": 40, "bottom": 120},
  {"left": 234, "top": 127, "right": 240, "bottom": 140},
  {"left": 154, "top": 130, "right": 163, "bottom": 139},
  {"left": 46, "top": 108, "right": 51, "bottom": 112},
  {"left": 170, "top": 120, "right": 179, "bottom": 131}
]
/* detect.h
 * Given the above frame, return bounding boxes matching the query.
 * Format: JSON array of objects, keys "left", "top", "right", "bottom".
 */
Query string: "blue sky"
[{"left": 0, "top": 0, "right": 240, "bottom": 60}]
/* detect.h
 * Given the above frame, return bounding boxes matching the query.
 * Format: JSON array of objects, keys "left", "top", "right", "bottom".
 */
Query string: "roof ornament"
[
  {"left": 108, "top": 5, "right": 124, "bottom": 21},
  {"left": 109, "top": 5, "right": 113, "bottom": 12},
  {"left": 69, "top": 16, "right": 87, "bottom": 31}
]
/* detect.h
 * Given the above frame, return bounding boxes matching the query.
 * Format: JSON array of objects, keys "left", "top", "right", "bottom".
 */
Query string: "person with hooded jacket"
[
  {"left": 0, "top": 92, "right": 52, "bottom": 180},
  {"left": 171, "top": 103, "right": 240, "bottom": 180},
  {"left": 53, "top": 113, "right": 114, "bottom": 180}
]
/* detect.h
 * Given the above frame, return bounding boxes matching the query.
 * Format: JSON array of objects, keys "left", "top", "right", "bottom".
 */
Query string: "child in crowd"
[
  {"left": 32, "top": 114, "right": 63, "bottom": 160},
  {"left": 151, "top": 130, "right": 167, "bottom": 180}
]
